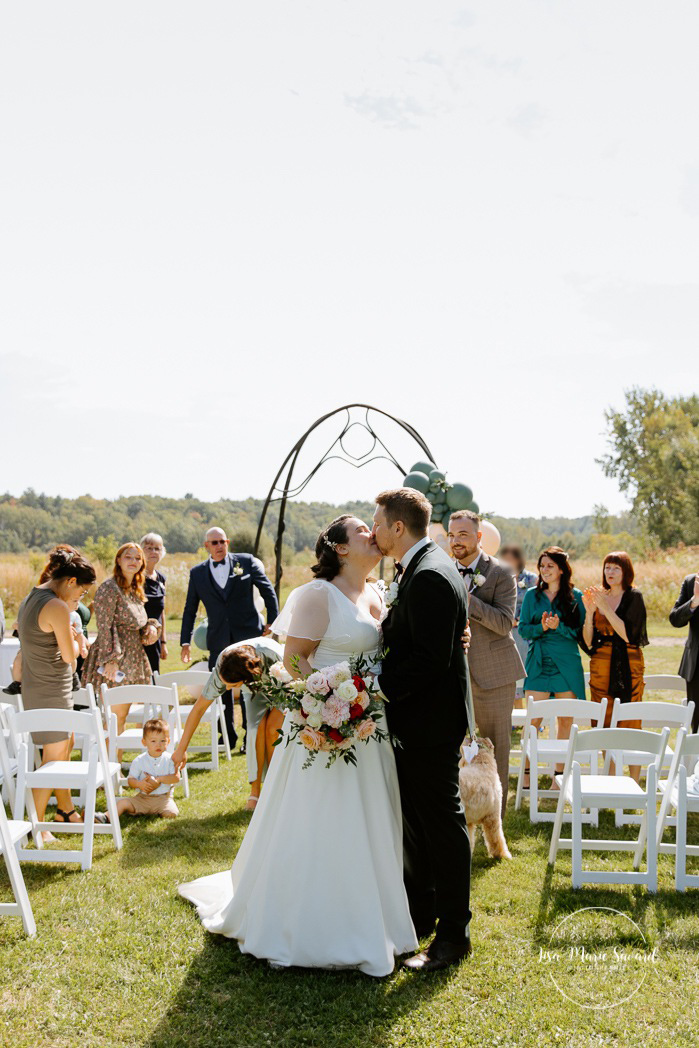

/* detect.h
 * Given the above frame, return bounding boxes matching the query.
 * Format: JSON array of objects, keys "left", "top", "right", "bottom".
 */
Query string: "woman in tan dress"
[
  {"left": 82, "top": 543, "right": 161, "bottom": 745},
  {"left": 17, "top": 547, "right": 97, "bottom": 839}
]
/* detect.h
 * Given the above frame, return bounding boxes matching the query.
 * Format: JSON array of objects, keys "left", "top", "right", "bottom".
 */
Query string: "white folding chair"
[
  {"left": 548, "top": 725, "right": 669, "bottom": 890},
  {"left": 0, "top": 703, "right": 19, "bottom": 808},
  {"left": 509, "top": 673, "right": 592, "bottom": 777},
  {"left": 154, "top": 670, "right": 231, "bottom": 770},
  {"left": 515, "top": 697, "right": 608, "bottom": 823},
  {"left": 99, "top": 684, "right": 189, "bottom": 798},
  {"left": 9, "top": 707, "right": 122, "bottom": 871},
  {"left": 0, "top": 800, "right": 35, "bottom": 936},
  {"left": 607, "top": 698, "right": 695, "bottom": 825},
  {"left": 643, "top": 674, "right": 689, "bottom": 699},
  {"left": 641, "top": 729, "right": 699, "bottom": 890}
]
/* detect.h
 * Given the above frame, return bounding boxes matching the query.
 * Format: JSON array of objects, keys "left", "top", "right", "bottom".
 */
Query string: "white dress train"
[{"left": 178, "top": 580, "right": 417, "bottom": 977}]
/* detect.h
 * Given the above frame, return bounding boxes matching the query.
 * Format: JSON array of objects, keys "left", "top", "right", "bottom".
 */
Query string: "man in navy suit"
[{"left": 180, "top": 527, "right": 279, "bottom": 749}]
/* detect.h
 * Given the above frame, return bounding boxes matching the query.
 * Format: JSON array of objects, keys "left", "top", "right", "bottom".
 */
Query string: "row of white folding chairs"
[
  {"left": 515, "top": 696, "right": 695, "bottom": 824},
  {"left": 509, "top": 673, "right": 689, "bottom": 776},
  {"left": 548, "top": 723, "right": 699, "bottom": 891}
]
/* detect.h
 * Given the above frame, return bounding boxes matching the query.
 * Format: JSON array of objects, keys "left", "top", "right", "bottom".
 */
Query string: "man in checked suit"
[
  {"left": 447, "top": 510, "right": 524, "bottom": 815},
  {"left": 180, "top": 526, "right": 279, "bottom": 749}
]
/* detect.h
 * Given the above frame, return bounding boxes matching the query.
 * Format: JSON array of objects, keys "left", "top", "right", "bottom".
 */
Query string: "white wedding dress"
[{"left": 178, "top": 580, "right": 417, "bottom": 977}]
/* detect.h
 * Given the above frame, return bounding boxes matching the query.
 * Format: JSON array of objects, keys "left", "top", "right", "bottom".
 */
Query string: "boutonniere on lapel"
[
  {"left": 518, "top": 578, "right": 527, "bottom": 589},
  {"left": 377, "top": 579, "right": 400, "bottom": 609},
  {"left": 232, "top": 560, "right": 244, "bottom": 577},
  {"left": 471, "top": 571, "right": 486, "bottom": 589}
]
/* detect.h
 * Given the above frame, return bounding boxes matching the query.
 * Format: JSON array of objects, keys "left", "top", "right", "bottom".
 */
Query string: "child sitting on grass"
[{"left": 104, "top": 718, "right": 181, "bottom": 821}]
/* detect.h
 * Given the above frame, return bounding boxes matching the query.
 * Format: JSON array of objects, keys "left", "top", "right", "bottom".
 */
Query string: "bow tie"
[
  {"left": 394, "top": 562, "right": 404, "bottom": 579},
  {"left": 458, "top": 566, "right": 474, "bottom": 577},
  {"left": 212, "top": 559, "right": 228, "bottom": 570}
]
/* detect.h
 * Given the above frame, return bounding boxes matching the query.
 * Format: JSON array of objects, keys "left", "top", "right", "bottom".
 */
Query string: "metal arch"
[{"left": 253, "top": 404, "right": 437, "bottom": 596}]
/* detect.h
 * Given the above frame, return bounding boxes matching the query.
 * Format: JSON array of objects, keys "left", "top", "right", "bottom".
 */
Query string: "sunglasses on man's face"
[{"left": 209, "top": 539, "right": 228, "bottom": 546}]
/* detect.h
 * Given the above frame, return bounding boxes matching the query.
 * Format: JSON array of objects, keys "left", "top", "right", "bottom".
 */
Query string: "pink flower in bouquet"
[
  {"left": 321, "top": 696, "right": 350, "bottom": 729},
  {"left": 298, "top": 726, "right": 324, "bottom": 750},
  {"left": 290, "top": 710, "right": 307, "bottom": 726},
  {"left": 355, "top": 690, "right": 370, "bottom": 711},
  {"left": 306, "top": 671, "right": 330, "bottom": 696},
  {"left": 269, "top": 661, "right": 292, "bottom": 684},
  {"left": 325, "top": 662, "right": 352, "bottom": 689},
  {"left": 356, "top": 718, "right": 377, "bottom": 740}
]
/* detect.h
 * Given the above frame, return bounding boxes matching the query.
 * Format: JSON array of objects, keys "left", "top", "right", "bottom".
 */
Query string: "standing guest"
[
  {"left": 82, "top": 544, "right": 161, "bottom": 747},
  {"left": 447, "top": 511, "right": 525, "bottom": 815},
  {"left": 172, "top": 636, "right": 284, "bottom": 810},
  {"left": 518, "top": 547, "right": 586, "bottom": 787},
  {"left": 140, "top": 532, "right": 168, "bottom": 674},
  {"left": 670, "top": 568, "right": 699, "bottom": 732},
  {"left": 179, "top": 527, "right": 279, "bottom": 751},
  {"left": 500, "top": 544, "right": 537, "bottom": 705},
  {"left": 582, "top": 552, "right": 648, "bottom": 781},
  {"left": 17, "top": 547, "right": 96, "bottom": 838}
]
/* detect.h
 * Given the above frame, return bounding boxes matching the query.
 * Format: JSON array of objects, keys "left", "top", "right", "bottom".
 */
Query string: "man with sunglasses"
[{"left": 180, "top": 527, "right": 279, "bottom": 751}]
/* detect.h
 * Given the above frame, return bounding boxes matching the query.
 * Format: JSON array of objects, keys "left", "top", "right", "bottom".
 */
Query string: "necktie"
[{"left": 394, "top": 562, "right": 404, "bottom": 580}]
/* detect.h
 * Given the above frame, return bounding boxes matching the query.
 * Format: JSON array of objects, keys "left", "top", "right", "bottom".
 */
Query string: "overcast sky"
[{"left": 2, "top": 2, "right": 697, "bottom": 518}]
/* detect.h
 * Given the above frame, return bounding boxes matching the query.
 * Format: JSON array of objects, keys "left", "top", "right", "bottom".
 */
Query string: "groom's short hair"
[{"left": 376, "top": 488, "right": 431, "bottom": 536}]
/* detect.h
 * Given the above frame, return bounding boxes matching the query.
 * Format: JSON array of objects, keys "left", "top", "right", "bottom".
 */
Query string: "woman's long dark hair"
[
  {"left": 536, "top": 546, "right": 577, "bottom": 624},
  {"left": 311, "top": 516, "right": 354, "bottom": 582}
]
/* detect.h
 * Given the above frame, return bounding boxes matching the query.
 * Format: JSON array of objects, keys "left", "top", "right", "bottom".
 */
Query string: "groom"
[{"left": 373, "top": 488, "right": 473, "bottom": 973}]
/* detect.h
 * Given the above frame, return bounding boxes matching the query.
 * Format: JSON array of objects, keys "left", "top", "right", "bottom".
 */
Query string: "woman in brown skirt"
[{"left": 582, "top": 551, "right": 648, "bottom": 776}]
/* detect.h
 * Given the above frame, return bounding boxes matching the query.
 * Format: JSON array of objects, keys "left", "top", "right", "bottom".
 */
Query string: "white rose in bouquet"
[
  {"left": 306, "top": 711, "right": 324, "bottom": 729},
  {"left": 269, "top": 661, "right": 292, "bottom": 683},
  {"left": 301, "top": 694, "right": 324, "bottom": 715},
  {"left": 291, "top": 679, "right": 307, "bottom": 695},
  {"left": 335, "top": 679, "right": 358, "bottom": 703}
]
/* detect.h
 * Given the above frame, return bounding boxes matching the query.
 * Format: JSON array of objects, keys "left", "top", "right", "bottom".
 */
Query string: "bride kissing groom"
[{"left": 179, "top": 487, "right": 473, "bottom": 977}]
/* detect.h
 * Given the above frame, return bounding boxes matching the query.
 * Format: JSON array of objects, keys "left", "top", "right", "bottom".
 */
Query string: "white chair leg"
[
  {"left": 3, "top": 840, "right": 36, "bottom": 936},
  {"left": 210, "top": 711, "right": 219, "bottom": 771},
  {"left": 571, "top": 767, "right": 582, "bottom": 889},
  {"left": 647, "top": 794, "right": 658, "bottom": 893},
  {"left": 676, "top": 768, "right": 687, "bottom": 892},
  {"left": 548, "top": 787, "right": 567, "bottom": 866},
  {"left": 219, "top": 698, "right": 232, "bottom": 760}
]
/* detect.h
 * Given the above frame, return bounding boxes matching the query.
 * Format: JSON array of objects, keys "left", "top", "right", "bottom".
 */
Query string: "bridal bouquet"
[{"left": 257, "top": 654, "right": 390, "bottom": 769}]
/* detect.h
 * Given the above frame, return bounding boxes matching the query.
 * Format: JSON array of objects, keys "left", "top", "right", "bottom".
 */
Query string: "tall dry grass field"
[{"left": 2, "top": 546, "right": 697, "bottom": 624}]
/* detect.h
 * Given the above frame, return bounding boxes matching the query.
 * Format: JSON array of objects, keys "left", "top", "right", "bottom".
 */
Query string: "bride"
[{"left": 178, "top": 515, "right": 418, "bottom": 977}]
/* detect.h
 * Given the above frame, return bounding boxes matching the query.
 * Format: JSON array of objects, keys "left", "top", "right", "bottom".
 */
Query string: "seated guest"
[
  {"left": 500, "top": 543, "right": 537, "bottom": 705},
  {"left": 670, "top": 568, "right": 699, "bottom": 732},
  {"left": 518, "top": 547, "right": 586, "bottom": 787},
  {"left": 447, "top": 510, "right": 524, "bottom": 815},
  {"left": 17, "top": 547, "right": 97, "bottom": 839},
  {"left": 582, "top": 551, "right": 648, "bottom": 780},
  {"left": 100, "top": 718, "right": 180, "bottom": 821},
  {"left": 82, "top": 543, "right": 161, "bottom": 754},
  {"left": 172, "top": 636, "right": 284, "bottom": 810}
]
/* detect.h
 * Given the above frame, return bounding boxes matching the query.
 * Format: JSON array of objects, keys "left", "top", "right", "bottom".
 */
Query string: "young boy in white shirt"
[{"left": 117, "top": 718, "right": 180, "bottom": 819}]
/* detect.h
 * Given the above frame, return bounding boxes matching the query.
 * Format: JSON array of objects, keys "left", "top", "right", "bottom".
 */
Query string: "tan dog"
[{"left": 458, "top": 737, "right": 512, "bottom": 859}]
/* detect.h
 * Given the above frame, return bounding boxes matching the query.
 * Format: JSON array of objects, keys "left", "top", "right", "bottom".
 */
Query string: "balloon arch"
[{"left": 253, "top": 404, "right": 497, "bottom": 597}]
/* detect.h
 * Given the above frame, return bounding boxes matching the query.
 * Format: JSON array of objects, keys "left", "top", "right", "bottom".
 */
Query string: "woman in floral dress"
[{"left": 82, "top": 543, "right": 160, "bottom": 741}]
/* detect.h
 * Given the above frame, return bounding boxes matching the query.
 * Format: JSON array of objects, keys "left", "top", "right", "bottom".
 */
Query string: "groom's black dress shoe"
[{"left": 402, "top": 938, "right": 472, "bottom": 973}]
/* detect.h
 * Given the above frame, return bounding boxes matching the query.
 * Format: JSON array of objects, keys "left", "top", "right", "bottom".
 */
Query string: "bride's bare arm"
[{"left": 283, "top": 636, "right": 319, "bottom": 679}]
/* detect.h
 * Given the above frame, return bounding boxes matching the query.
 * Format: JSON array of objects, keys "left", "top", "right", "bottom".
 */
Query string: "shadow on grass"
[{"left": 144, "top": 932, "right": 458, "bottom": 1048}]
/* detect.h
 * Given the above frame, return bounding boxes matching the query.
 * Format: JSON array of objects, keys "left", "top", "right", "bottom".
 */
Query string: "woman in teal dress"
[{"left": 518, "top": 546, "right": 586, "bottom": 786}]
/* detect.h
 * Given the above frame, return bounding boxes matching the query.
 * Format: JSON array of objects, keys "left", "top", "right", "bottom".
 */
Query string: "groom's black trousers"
[{"left": 394, "top": 742, "right": 472, "bottom": 945}]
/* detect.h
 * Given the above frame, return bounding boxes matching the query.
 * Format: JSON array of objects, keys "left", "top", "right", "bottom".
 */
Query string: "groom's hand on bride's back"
[{"left": 462, "top": 622, "right": 471, "bottom": 652}]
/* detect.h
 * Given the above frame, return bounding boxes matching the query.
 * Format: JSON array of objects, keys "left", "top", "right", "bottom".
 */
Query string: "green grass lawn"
[{"left": 0, "top": 620, "right": 696, "bottom": 1047}]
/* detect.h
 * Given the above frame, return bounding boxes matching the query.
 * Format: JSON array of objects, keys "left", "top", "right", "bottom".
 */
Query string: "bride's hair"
[{"left": 311, "top": 515, "right": 354, "bottom": 581}]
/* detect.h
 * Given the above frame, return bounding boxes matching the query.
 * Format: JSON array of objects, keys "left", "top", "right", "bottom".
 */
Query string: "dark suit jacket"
[
  {"left": 379, "top": 542, "right": 473, "bottom": 749},
  {"left": 670, "top": 573, "right": 699, "bottom": 682},
  {"left": 179, "top": 554, "right": 279, "bottom": 657}
]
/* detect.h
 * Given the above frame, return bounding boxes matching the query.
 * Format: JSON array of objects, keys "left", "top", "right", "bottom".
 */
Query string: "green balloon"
[
  {"left": 403, "top": 471, "right": 431, "bottom": 494},
  {"left": 446, "top": 483, "right": 474, "bottom": 510},
  {"left": 411, "top": 460, "right": 436, "bottom": 477},
  {"left": 193, "top": 621, "right": 209, "bottom": 651},
  {"left": 429, "top": 469, "right": 447, "bottom": 484},
  {"left": 470, "top": 500, "right": 479, "bottom": 514},
  {"left": 425, "top": 490, "right": 437, "bottom": 504},
  {"left": 431, "top": 508, "right": 444, "bottom": 522}
]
